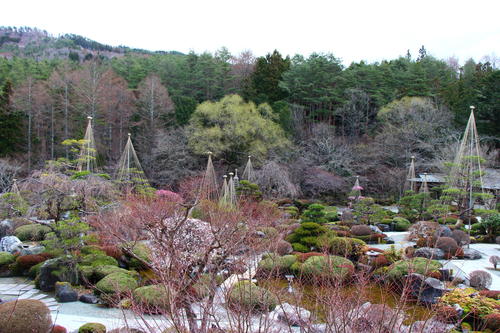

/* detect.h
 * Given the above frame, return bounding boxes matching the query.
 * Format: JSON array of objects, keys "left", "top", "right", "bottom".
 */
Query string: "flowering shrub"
[{"left": 155, "top": 189, "right": 183, "bottom": 203}]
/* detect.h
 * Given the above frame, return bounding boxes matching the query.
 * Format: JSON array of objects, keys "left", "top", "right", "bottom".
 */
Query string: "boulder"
[
  {"left": 462, "top": 248, "right": 481, "bottom": 260},
  {"left": 38, "top": 256, "right": 79, "bottom": 292},
  {"left": 79, "top": 293, "right": 100, "bottom": 304},
  {"left": 407, "top": 273, "right": 444, "bottom": 305},
  {"left": 414, "top": 247, "right": 445, "bottom": 260},
  {"left": 383, "top": 237, "right": 395, "bottom": 244},
  {"left": 0, "top": 220, "right": 14, "bottom": 239},
  {"left": 434, "top": 225, "right": 452, "bottom": 238},
  {"left": 270, "top": 302, "right": 312, "bottom": 327},
  {"left": 0, "top": 236, "right": 21, "bottom": 253},
  {"left": 55, "top": 282, "right": 78, "bottom": 303},
  {"left": 17, "top": 244, "right": 45, "bottom": 256},
  {"left": 369, "top": 225, "right": 383, "bottom": 234},
  {"left": 376, "top": 223, "right": 391, "bottom": 232}
]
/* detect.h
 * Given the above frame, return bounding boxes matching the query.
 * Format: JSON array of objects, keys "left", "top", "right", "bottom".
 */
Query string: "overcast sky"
[{"left": 2, "top": 0, "right": 499, "bottom": 65}]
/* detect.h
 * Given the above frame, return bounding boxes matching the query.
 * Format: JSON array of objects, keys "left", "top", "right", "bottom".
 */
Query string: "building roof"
[{"left": 408, "top": 168, "right": 500, "bottom": 190}]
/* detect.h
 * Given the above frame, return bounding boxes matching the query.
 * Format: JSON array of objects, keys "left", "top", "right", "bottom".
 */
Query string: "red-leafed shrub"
[
  {"left": 435, "top": 305, "right": 460, "bottom": 323},
  {"left": 479, "top": 290, "right": 500, "bottom": 299},
  {"left": 335, "top": 230, "right": 351, "bottom": 237},
  {"left": 455, "top": 247, "right": 464, "bottom": 258},
  {"left": 350, "top": 225, "right": 372, "bottom": 236},
  {"left": 16, "top": 253, "right": 53, "bottom": 269},
  {"left": 51, "top": 325, "right": 68, "bottom": 333},
  {"left": 100, "top": 245, "right": 123, "bottom": 260},
  {"left": 483, "top": 313, "right": 500, "bottom": 331},
  {"left": 367, "top": 247, "right": 384, "bottom": 253},
  {"left": 428, "top": 271, "right": 442, "bottom": 280},
  {"left": 373, "top": 255, "right": 389, "bottom": 268},
  {"left": 435, "top": 237, "right": 459, "bottom": 256},
  {"left": 295, "top": 252, "right": 326, "bottom": 262}
]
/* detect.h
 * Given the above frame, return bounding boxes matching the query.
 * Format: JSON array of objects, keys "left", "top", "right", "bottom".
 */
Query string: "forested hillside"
[{"left": 0, "top": 27, "right": 498, "bottom": 200}]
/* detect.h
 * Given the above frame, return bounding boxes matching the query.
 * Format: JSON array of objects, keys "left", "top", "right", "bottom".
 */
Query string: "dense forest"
[{"left": 0, "top": 27, "right": 498, "bottom": 200}]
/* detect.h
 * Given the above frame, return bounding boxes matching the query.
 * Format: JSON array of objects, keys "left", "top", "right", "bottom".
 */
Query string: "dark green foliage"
[
  {"left": 301, "top": 203, "right": 327, "bottom": 224},
  {"left": 121, "top": 242, "right": 151, "bottom": 269},
  {"left": 172, "top": 95, "right": 198, "bottom": 126},
  {"left": 286, "top": 222, "right": 328, "bottom": 252},
  {"left": 0, "top": 80, "right": 23, "bottom": 156},
  {"left": 42, "top": 217, "right": 92, "bottom": 254},
  {"left": 236, "top": 180, "right": 262, "bottom": 200},
  {"left": 14, "top": 223, "right": 52, "bottom": 241},
  {"left": 228, "top": 281, "right": 278, "bottom": 312},
  {"left": 243, "top": 50, "right": 290, "bottom": 104}
]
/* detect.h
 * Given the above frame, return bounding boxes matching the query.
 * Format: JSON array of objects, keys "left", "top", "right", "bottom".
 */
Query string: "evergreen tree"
[{"left": 0, "top": 80, "right": 23, "bottom": 156}]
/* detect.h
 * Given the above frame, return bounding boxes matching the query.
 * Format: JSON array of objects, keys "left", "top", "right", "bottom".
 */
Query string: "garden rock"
[
  {"left": 376, "top": 223, "right": 391, "bottom": 232},
  {"left": 414, "top": 247, "right": 445, "bottom": 260},
  {"left": 39, "top": 256, "right": 79, "bottom": 292},
  {"left": 463, "top": 248, "right": 481, "bottom": 260},
  {"left": 434, "top": 225, "right": 452, "bottom": 238},
  {"left": 79, "top": 293, "right": 100, "bottom": 304},
  {"left": 0, "top": 235, "right": 21, "bottom": 253},
  {"left": 17, "top": 244, "right": 45, "bottom": 256},
  {"left": 55, "top": 282, "right": 78, "bottom": 302},
  {"left": 383, "top": 237, "right": 395, "bottom": 244},
  {"left": 369, "top": 225, "right": 383, "bottom": 234},
  {"left": 0, "top": 220, "right": 14, "bottom": 239},
  {"left": 270, "top": 302, "right": 312, "bottom": 327},
  {"left": 407, "top": 273, "right": 444, "bottom": 304}
]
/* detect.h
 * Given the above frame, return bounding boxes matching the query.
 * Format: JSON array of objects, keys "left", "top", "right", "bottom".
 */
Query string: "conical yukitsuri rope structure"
[
  {"left": 198, "top": 152, "right": 219, "bottom": 201},
  {"left": 10, "top": 178, "right": 20, "bottom": 195},
  {"left": 242, "top": 155, "right": 255, "bottom": 183},
  {"left": 77, "top": 116, "right": 97, "bottom": 172},
  {"left": 116, "top": 133, "right": 149, "bottom": 188},
  {"left": 404, "top": 156, "right": 416, "bottom": 193},
  {"left": 228, "top": 172, "right": 237, "bottom": 207},
  {"left": 220, "top": 175, "right": 229, "bottom": 205}
]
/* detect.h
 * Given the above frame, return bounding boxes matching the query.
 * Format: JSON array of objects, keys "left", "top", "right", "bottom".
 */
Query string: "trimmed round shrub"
[
  {"left": 451, "top": 230, "right": 470, "bottom": 246},
  {"left": 275, "top": 240, "right": 293, "bottom": 255},
  {"left": 81, "top": 254, "right": 118, "bottom": 267},
  {"left": 0, "top": 251, "right": 15, "bottom": 266},
  {"left": 93, "top": 265, "right": 138, "bottom": 281},
  {"left": 258, "top": 254, "right": 297, "bottom": 273},
  {"left": 393, "top": 217, "right": 411, "bottom": 231},
  {"left": 469, "top": 270, "right": 492, "bottom": 290},
  {"left": 0, "top": 299, "right": 52, "bottom": 333},
  {"left": 490, "top": 255, "right": 500, "bottom": 270},
  {"left": 298, "top": 255, "right": 354, "bottom": 282},
  {"left": 14, "top": 224, "right": 52, "bottom": 241},
  {"left": 291, "top": 242, "right": 309, "bottom": 253},
  {"left": 51, "top": 325, "right": 68, "bottom": 333},
  {"left": 78, "top": 323, "right": 106, "bottom": 333},
  {"left": 483, "top": 313, "right": 500, "bottom": 331},
  {"left": 387, "top": 257, "right": 442, "bottom": 281},
  {"left": 133, "top": 285, "right": 172, "bottom": 313},
  {"left": 350, "top": 225, "right": 372, "bottom": 236},
  {"left": 435, "top": 237, "right": 459, "bottom": 257},
  {"left": 95, "top": 272, "right": 138, "bottom": 295},
  {"left": 227, "top": 281, "right": 278, "bottom": 312},
  {"left": 319, "top": 236, "right": 366, "bottom": 259}
]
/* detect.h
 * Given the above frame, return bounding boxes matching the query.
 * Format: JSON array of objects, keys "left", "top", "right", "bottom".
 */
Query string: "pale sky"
[{"left": 1, "top": 0, "right": 499, "bottom": 65}]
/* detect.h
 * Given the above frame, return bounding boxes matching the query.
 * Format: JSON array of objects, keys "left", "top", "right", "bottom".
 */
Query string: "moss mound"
[
  {"left": 258, "top": 254, "right": 297, "bottom": 273},
  {"left": 133, "top": 285, "right": 172, "bottom": 312},
  {"left": 227, "top": 281, "right": 278, "bottom": 312},
  {"left": 297, "top": 255, "right": 354, "bottom": 281},
  {"left": 387, "top": 257, "right": 442, "bottom": 281},
  {"left": 81, "top": 254, "right": 118, "bottom": 267},
  {"left": 78, "top": 322, "right": 107, "bottom": 333},
  {"left": 14, "top": 224, "right": 52, "bottom": 241},
  {"left": 95, "top": 272, "right": 138, "bottom": 295},
  {"left": 0, "top": 299, "right": 52, "bottom": 333},
  {"left": 393, "top": 217, "right": 411, "bottom": 231},
  {"left": 0, "top": 251, "right": 15, "bottom": 266}
]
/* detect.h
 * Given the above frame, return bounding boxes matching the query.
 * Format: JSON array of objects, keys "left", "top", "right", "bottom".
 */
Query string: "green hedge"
[{"left": 14, "top": 224, "right": 52, "bottom": 241}]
